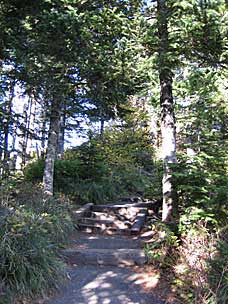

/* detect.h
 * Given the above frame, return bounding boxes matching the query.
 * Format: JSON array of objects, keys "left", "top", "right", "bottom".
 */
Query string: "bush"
[
  {"left": 24, "top": 159, "right": 45, "bottom": 182},
  {"left": 208, "top": 227, "right": 228, "bottom": 304},
  {"left": 24, "top": 136, "right": 156, "bottom": 203},
  {"left": 0, "top": 191, "right": 74, "bottom": 303},
  {"left": 175, "top": 152, "right": 228, "bottom": 222},
  {"left": 145, "top": 221, "right": 180, "bottom": 268}
]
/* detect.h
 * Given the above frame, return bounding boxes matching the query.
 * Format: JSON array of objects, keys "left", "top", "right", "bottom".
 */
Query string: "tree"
[
  {"left": 144, "top": 0, "right": 228, "bottom": 224},
  {"left": 156, "top": 0, "right": 178, "bottom": 223}
]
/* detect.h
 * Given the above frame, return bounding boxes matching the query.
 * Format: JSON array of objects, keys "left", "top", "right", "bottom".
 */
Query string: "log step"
[
  {"left": 91, "top": 201, "right": 158, "bottom": 212},
  {"left": 77, "top": 217, "right": 114, "bottom": 226},
  {"left": 71, "top": 233, "right": 142, "bottom": 250},
  {"left": 77, "top": 223, "right": 132, "bottom": 235},
  {"left": 62, "top": 248, "right": 147, "bottom": 266},
  {"left": 131, "top": 208, "right": 148, "bottom": 234},
  {"left": 72, "top": 203, "right": 93, "bottom": 219}
]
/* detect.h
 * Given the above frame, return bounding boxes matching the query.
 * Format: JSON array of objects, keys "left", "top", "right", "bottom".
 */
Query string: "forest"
[{"left": 0, "top": 0, "right": 227, "bottom": 303}]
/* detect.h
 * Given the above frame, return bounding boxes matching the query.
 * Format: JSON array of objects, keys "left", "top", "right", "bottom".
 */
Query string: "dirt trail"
[{"left": 44, "top": 201, "right": 168, "bottom": 304}]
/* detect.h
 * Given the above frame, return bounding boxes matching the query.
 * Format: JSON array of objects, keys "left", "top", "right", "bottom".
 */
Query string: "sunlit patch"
[
  {"left": 129, "top": 267, "right": 161, "bottom": 292},
  {"left": 174, "top": 263, "right": 188, "bottom": 275}
]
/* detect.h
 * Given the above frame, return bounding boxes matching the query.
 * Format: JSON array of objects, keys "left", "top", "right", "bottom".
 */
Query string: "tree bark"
[
  {"left": 43, "top": 97, "right": 62, "bottom": 196},
  {"left": 157, "top": 0, "right": 178, "bottom": 224},
  {"left": 41, "top": 113, "right": 47, "bottom": 158},
  {"left": 57, "top": 102, "right": 66, "bottom": 158},
  {"left": 2, "top": 81, "right": 15, "bottom": 177},
  {"left": 20, "top": 95, "right": 36, "bottom": 166},
  {"left": 100, "top": 118, "right": 105, "bottom": 138}
]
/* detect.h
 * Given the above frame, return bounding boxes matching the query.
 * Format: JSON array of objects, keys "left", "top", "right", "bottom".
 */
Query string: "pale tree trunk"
[
  {"left": 20, "top": 95, "right": 36, "bottom": 166},
  {"left": 25, "top": 96, "right": 36, "bottom": 159},
  {"left": 157, "top": 0, "right": 178, "bottom": 224},
  {"left": 57, "top": 102, "right": 66, "bottom": 158},
  {"left": 43, "top": 97, "right": 62, "bottom": 195},
  {"left": 10, "top": 117, "right": 19, "bottom": 171}
]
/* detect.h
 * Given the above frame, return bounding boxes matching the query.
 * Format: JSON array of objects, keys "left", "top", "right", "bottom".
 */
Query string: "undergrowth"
[
  {"left": 145, "top": 219, "right": 228, "bottom": 304},
  {"left": 0, "top": 181, "right": 74, "bottom": 303},
  {"left": 24, "top": 135, "right": 159, "bottom": 204}
]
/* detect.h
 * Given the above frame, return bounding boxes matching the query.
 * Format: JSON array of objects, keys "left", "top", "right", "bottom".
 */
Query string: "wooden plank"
[
  {"left": 91, "top": 200, "right": 158, "bottom": 212},
  {"left": 131, "top": 208, "right": 148, "bottom": 234},
  {"left": 77, "top": 223, "right": 132, "bottom": 236},
  {"left": 62, "top": 248, "right": 147, "bottom": 266},
  {"left": 72, "top": 203, "right": 93, "bottom": 219},
  {"left": 77, "top": 218, "right": 114, "bottom": 225}
]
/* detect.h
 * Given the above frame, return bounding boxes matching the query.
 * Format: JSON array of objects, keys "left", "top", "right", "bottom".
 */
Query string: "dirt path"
[
  {"left": 43, "top": 201, "right": 170, "bottom": 304},
  {"left": 44, "top": 265, "right": 166, "bottom": 304},
  {"left": 43, "top": 233, "right": 167, "bottom": 304}
]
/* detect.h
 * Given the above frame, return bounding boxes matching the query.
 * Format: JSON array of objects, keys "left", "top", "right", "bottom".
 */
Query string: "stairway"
[
  {"left": 73, "top": 200, "right": 156, "bottom": 235},
  {"left": 46, "top": 199, "right": 166, "bottom": 304},
  {"left": 61, "top": 199, "right": 158, "bottom": 267}
]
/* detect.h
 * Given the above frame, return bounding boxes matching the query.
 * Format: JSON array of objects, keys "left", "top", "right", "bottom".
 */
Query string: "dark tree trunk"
[
  {"left": 100, "top": 118, "right": 105, "bottom": 138},
  {"left": 19, "top": 102, "right": 28, "bottom": 168},
  {"left": 2, "top": 82, "right": 14, "bottom": 177},
  {"left": 157, "top": 0, "right": 178, "bottom": 224},
  {"left": 41, "top": 119, "right": 47, "bottom": 158},
  {"left": 43, "top": 97, "right": 62, "bottom": 195}
]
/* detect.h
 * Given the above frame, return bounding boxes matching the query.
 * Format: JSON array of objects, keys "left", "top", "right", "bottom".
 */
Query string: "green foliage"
[
  {"left": 179, "top": 207, "right": 218, "bottom": 235},
  {"left": 24, "top": 159, "right": 45, "bottom": 181},
  {"left": 0, "top": 184, "right": 74, "bottom": 302},
  {"left": 175, "top": 150, "right": 228, "bottom": 224},
  {"left": 0, "top": 213, "right": 64, "bottom": 298},
  {"left": 24, "top": 107, "right": 158, "bottom": 203},
  {"left": 208, "top": 227, "right": 228, "bottom": 304},
  {"left": 145, "top": 222, "right": 179, "bottom": 267}
]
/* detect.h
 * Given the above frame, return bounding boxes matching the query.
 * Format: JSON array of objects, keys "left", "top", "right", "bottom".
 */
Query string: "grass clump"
[{"left": 0, "top": 183, "right": 74, "bottom": 303}]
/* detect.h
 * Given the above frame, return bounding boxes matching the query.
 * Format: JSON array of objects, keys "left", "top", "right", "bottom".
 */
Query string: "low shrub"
[
  {"left": 24, "top": 159, "right": 45, "bottom": 182},
  {"left": 0, "top": 189, "right": 74, "bottom": 303},
  {"left": 145, "top": 221, "right": 180, "bottom": 268},
  {"left": 208, "top": 227, "right": 228, "bottom": 304},
  {"left": 24, "top": 153, "right": 156, "bottom": 204}
]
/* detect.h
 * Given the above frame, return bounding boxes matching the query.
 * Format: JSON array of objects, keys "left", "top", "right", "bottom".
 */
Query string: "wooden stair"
[
  {"left": 73, "top": 200, "right": 158, "bottom": 236},
  {"left": 62, "top": 248, "right": 147, "bottom": 266},
  {"left": 62, "top": 199, "right": 159, "bottom": 267}
]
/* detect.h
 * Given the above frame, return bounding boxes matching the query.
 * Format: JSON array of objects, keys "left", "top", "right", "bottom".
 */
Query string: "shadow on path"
[{"left": 45, "top": 265, "right": 166, "bottom": 304}]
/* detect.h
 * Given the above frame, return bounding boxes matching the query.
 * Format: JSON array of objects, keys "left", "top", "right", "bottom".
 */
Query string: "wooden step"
[
  {"left": 71, "top": 233, "right": 143, "bottom": 250},
  {"left": 77, "top": 223, "right": 132, "bottom": 235},
  {"left": 131, "top": 208, "right": 148, "bottom": 234},
  {"left": 90, "top": 211, "right": 123, "bottom": 221},
  {"left": 72, "top": 203, "right": 93, "bottom": 219},
  {"left": 77, "top": 217, "right": 114, "bottom": 225},
  {"left": 91, "top": 200, "right": 158, "bottom": 212},
  {"left": 62, "top": 248, "right": 148, "bottom": 266}
]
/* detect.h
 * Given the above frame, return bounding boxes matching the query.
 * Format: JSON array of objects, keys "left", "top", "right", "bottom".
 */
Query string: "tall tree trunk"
[
  {"left": 19, "top": 102, "right": 28, "bottom": 168},
  {"left": 41, "top": 115, "right": 47, "bottom": 158},
  {"left": 19, "top": 95, "right": 36, "bottom": 166},
  {"left": 2, "top": 82, "right": 15, "bottom": 177},
  {"left": 157, "top": 0, "right": 178, "bottom": 224},
  {"left": 25, "top": 95, "right": 36, "bottom": 160},
  {"left": 57, "top": 102, "right": 66, "bottom": 158},
  {"left": 10, "top": 117, "right": 19, "bottom": 171},
  {"left": 43, "top": 97, "right": 62, "bottom": 195},
  {"left": 100, "top": 118, "right": 105, "bottom": 138}
]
